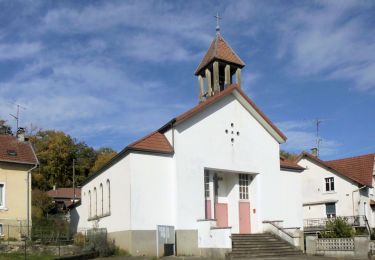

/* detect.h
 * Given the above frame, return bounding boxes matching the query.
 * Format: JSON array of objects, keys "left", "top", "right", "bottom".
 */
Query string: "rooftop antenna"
[
  {"left": 10, "top": 104, "right": 26, "bottom": 131},
  {"left": 214, "top": 12, "right": 222, "bottom": 34},
  {"left": 315, "top": 118, "right": 323, "bottom": 157}
]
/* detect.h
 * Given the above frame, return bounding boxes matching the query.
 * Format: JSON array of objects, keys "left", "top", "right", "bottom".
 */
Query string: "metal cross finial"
[{"left": 214, "top": 12, "right": 222, "bottom": 34}]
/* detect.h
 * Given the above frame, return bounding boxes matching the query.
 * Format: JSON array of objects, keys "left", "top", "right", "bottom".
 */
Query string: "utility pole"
[{"left": 73, "top": 159, "right": 76, "bottom": 202}]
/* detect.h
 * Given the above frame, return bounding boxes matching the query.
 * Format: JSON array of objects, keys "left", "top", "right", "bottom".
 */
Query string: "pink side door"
[
  {"left": 215, "top": 203, "right": 228, "bottom": 227},
  {"left": 239, "top": 201, "right": 251, "bottom": 234}
]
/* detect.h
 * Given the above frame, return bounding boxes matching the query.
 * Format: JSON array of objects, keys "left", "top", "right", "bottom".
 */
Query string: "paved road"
[{"left": 96, "top": 255, "right": 368, "bottom": 260}]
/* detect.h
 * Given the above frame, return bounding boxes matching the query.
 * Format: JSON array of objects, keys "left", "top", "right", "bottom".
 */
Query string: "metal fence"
[
  {"left": 304, "top": 215, "right": 365, "bottom": 231},
  {"left": 0, "top": 226, "right": 108, "bottom": 258}
]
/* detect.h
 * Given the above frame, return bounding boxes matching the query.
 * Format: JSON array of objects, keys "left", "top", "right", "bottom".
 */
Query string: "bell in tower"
[{"left": 195, "top": 14, "right": 245, "bottom": 102}]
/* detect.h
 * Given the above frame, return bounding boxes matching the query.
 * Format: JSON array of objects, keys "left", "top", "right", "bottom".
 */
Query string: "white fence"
[{"left": 316, "top": 238, "right": 354, "bottom": 251}]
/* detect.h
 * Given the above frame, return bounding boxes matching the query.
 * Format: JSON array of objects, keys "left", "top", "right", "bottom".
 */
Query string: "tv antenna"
[{"left": 10, "top": 104, "right": 26, "bottom": 131}]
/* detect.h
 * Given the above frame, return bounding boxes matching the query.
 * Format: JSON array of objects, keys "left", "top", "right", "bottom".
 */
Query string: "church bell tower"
[{"left": 195, "top": 14, "right": 245, "bottom": 102}]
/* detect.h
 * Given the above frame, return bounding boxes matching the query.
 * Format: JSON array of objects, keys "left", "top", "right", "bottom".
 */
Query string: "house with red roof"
[
  {"left": 72, "top": 28, "right": 306, "bottom": 257},
  {"left": 297, "top": 152, "right": 375, "bottom": 232},
  {"left": 0, "top": 132, "right": 38, "bottom": 239},
  {"left": 47, "top": 187, "right": 81, "bottom": 213}
]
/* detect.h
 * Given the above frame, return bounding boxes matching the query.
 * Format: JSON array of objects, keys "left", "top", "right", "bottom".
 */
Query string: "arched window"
[
  {"left": 88, "top": 190, "right": 92, "bottom": 218},
  {"left": 99, "top": 183, "right": 103, "bottom": 216},
  {"left": 106, "top": 179, "right": 111, "bottom": 214},
  {"left": 94, "top": 187, "right": 97, "bottom": 217}
]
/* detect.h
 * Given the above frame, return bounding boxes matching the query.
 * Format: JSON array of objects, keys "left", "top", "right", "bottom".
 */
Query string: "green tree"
[
  {"left": 321, "top": 217, "right": 354, "bottom": 238},
  {"left": 91, "top": 147, "right": 117, "bottom": 174}
]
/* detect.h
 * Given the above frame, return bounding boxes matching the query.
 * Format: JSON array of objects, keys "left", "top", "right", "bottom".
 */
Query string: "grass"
[{"left": 0, "top": 253, "right": 55, "bottom": 260}]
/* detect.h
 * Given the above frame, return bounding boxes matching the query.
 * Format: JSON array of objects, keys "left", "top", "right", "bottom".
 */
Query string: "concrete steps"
[{"left": 228, "top": 233, "right": 303, "bottom": 259}]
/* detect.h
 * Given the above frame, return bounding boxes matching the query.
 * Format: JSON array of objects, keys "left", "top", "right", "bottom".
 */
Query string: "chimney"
[
  {"left": 311, "top": 148, "right": 318, "bottom": 157},
  {"left": 53, "top": 185, "right": 56, "bottom": 190},
  {"left": 16, "top": 127, "right": 26, "bottom": 142}
]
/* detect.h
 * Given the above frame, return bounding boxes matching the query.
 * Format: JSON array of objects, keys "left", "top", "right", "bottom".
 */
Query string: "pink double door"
[{"left": 212, "top": 201, "right": 251, "bottom": 233}]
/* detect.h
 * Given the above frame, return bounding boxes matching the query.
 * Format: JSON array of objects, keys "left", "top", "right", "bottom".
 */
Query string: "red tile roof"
[
  {"left": 280, "top": 156, "right": 305, "bottom": 171},
  {"left": 298, "top": 152, "right": 375, "bottom": 187},
  {"left": 0, "top": 135, "right": 38, "bottom": 165},
  {"left": 325, "top": 153, "right": 374, "bottom": 188},
  {"left": 47, "top": 188, "right": 81, "bottom": 199},
  {"left": 128, "top": 131, "right": 174, "bottom": 154},
  {"left": 195, "top": 34, "right": 245, "bottom": 75}
]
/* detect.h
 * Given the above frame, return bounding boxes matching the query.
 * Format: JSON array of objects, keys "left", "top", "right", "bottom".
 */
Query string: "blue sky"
[{"left": 0, "top": 0, "right": 374, "bottom": 160}]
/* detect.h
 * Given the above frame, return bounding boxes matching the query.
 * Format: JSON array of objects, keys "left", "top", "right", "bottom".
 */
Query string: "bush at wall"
[{"left": 320, "top": 217, "right": 354, "bottom": 238}]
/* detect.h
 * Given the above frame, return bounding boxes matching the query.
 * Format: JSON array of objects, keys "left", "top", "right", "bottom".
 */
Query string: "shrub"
[
  {"left": 73, "top": 233, "right": 85, "bottom": 247},
  {"left": 321, "top": 217, "right": 354, "bottom": 238}
]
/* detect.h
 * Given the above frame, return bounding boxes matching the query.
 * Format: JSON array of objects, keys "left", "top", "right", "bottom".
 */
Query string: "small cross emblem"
[{"left": 225, "top": 122, "right": 240, "bottom": 144}]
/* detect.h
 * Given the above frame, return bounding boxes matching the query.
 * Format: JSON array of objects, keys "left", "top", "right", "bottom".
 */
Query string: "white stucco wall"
[
  {"left": 279, "top": 168, "right": 304, "bottom": 228},
  {"left": 129, "top": 152, "right": 174, "bottom": 230},
  {"left": 77, "top": 155, "right": 131, "bottom": 233},
  {"left": 172, "top": 93, "right": 301, "bottom": 232},
  {"left": 299, "top": 157, "right": 369, "bottom": 221}
]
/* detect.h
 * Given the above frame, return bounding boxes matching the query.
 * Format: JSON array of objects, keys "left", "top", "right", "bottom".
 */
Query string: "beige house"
[{"left": 0, "top": 133, "right": 38, "bottom": 239}]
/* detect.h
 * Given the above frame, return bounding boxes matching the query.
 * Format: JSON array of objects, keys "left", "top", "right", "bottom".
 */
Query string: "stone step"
[
  {"left": 232, "top": 245, "right": 296, "bottom": 251},
  {"left": 232, "top": 242, "right": 291, "bottom": 247},
  {"left": 232, "top": 238, "right": 280, "bottom": 243},
  {"left": 230, "top": 251, "right": 303, "bottom": 259},
  {"left": 232, "top": 247, "right": 299, "bottom": 253},
  {"left": 230, "top": 233, "right": 303, "bottom": 259}
]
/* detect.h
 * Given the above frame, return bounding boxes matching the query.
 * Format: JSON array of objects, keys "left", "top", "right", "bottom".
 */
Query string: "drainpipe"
[
  {"left": 352, "top": 185, "right": 366, "bottom": 217},
  {"left": 27, "top": 163, "right": 38, "bottom": 238}
]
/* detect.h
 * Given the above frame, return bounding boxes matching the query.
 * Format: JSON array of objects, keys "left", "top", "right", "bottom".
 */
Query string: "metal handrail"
[{"left": 303, "top": 215, "right": 365, "bottom": 229}]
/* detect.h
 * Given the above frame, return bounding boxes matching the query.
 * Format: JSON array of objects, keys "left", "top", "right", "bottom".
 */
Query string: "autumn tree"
[
  {"left": 91, "top": 147, "right": 117, "bottom": 174},
  {"left": 280, "top": 150, "right": 298, "bottom": 160},
  {"left": 30, "top": 130, "right": 96, "bottom": 190}
]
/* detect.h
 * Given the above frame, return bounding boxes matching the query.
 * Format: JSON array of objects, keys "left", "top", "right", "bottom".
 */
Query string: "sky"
[{"left": 0, "top": 0, "right": 374, "bottom": 160}]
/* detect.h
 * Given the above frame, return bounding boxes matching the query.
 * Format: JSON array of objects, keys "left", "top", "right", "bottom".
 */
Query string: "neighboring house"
[
  {"left": 0, "top": 133, "right": 38, "bottom": 239},
  {"left": 73, "top": 31, "right": 306, "bottom": 257},
  {"left": 47, "top": 187, "right": 81, "bottom": 213},
  {"left": 297, "top": 152, "right": 375, "bottom": 232}
]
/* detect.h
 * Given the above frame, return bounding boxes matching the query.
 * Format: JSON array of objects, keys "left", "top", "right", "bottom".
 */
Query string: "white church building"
[{"left": 73, "top": 29, "right": 306, "bottom": 257}]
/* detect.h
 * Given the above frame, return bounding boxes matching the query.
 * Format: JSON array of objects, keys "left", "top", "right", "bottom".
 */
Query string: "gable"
[
  {"left": 325, "top": 153, "right": 374, "bottom": 188},
  {"left": 160, "top": 84, "right": 286, "bottom": 144},
  {"left": 297, "top": 152, "right": 373, "bottom": 187}
]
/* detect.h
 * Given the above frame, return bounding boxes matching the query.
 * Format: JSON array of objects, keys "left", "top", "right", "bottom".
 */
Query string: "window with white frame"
[
  {"left": 0, "top": 183, "right": 5, "bottom": 207},
  {"left": 239, "top": 174, "right": 249, "bottom": 200},
  {"left": 325, "top": 177, "right": 334, "bottom": 192},
  {"left": 326, "top": 203, "right": 336, "bottom": 218},
  {"left": 204, "top": 172, "right": 210, "bottom": 198}
]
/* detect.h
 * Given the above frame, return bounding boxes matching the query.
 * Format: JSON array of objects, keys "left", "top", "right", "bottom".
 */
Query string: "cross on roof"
[{"left": 214, "top": 12, "right": 222, "bottom": 34}]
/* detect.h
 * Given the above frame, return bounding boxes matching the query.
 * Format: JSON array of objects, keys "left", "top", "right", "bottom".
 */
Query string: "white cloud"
[
  {"left": 278, "top": 120, "right": 340, "bottom": 157},
  {"left": 0, "top": 42, "right": 42, "bottom": 60},
  {"left": 276, "top": 1, "right": 375, "bottom": 91}
]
